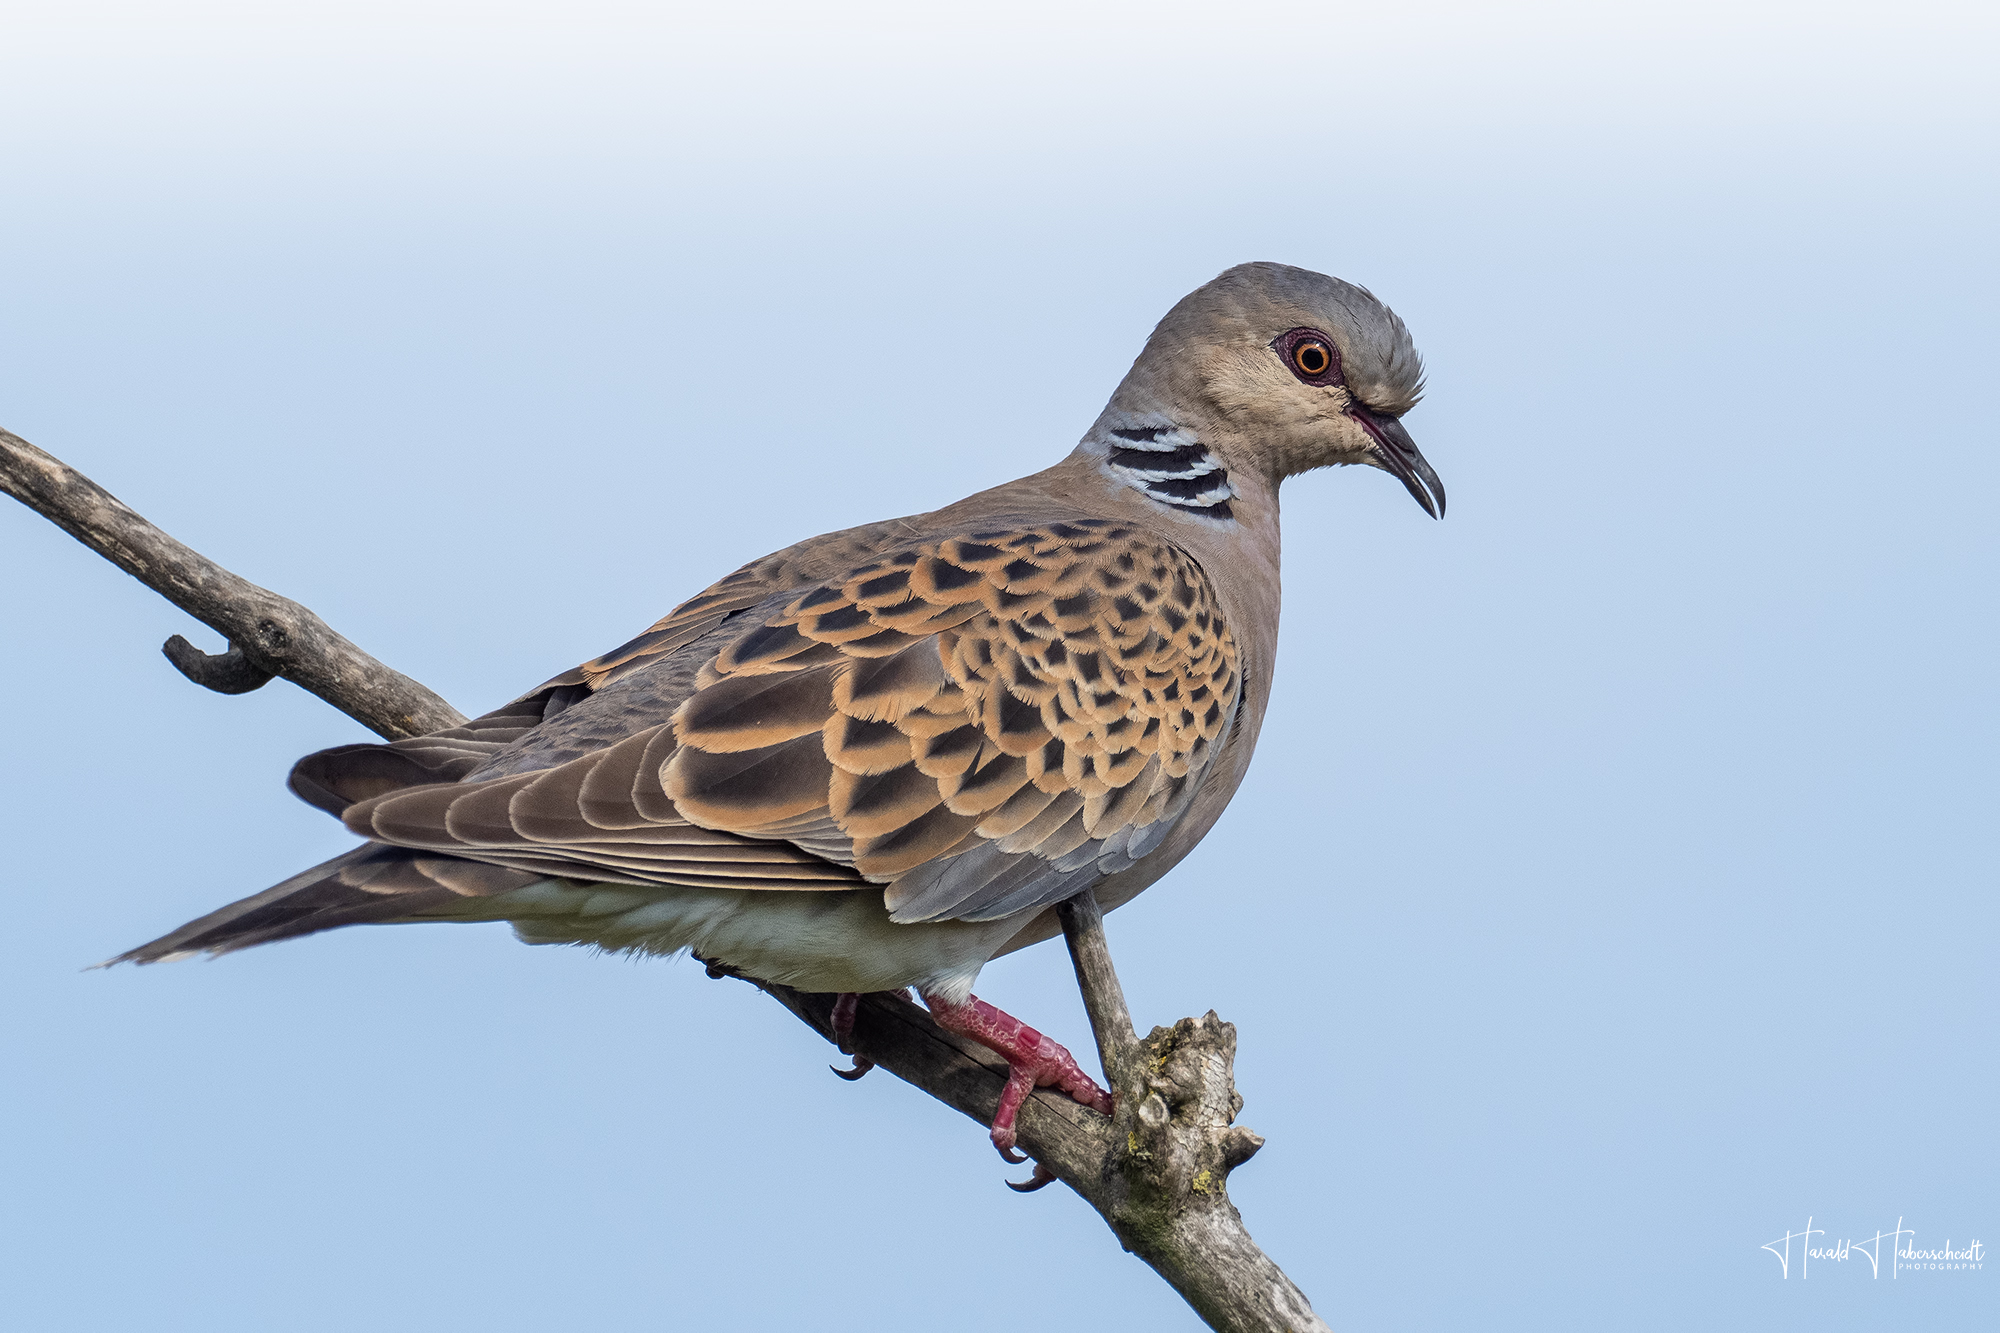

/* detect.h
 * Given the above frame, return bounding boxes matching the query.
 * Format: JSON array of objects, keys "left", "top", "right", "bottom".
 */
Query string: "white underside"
[{"left": 443, "top": 879, "right": 1031, "bottom": 1004}]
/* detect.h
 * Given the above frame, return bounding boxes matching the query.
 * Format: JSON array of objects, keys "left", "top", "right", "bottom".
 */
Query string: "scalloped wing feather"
[{"left": 320, "top": 518, "right": 1240, "bottom": 924}]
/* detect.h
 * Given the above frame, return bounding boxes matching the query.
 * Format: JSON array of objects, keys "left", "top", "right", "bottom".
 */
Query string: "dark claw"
[
  {"left": 997, "top": 1142, "right": 1028, "bottom": 1164},
  {"left": 830, "top": 1056, "right": 874, "bottom": 1081},
  {"left": 1006, "top": 1162, "right": 1058, "bottom": 1193}
]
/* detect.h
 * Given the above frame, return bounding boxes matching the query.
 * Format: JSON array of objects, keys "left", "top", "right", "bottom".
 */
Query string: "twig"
[
  {"left": 1057, "top": 888, "right": 1143, "bottom": 1083},
  {"left": 1054, "top": 890, "right": 1319, "bottom": 1333},
  {"left": 161, "top": 635, "right": 278, "bottom": 694},
  {"left": 3, "top": 426, "right": 1332, "bottom": 1333},
  {"left": 0, "top": 426, "right": 465, "bottom": 740}
]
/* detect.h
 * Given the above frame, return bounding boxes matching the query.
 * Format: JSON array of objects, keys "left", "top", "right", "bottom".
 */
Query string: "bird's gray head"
[{"left": 1087, "top": 261, "right": 1444, "bottom": 519}]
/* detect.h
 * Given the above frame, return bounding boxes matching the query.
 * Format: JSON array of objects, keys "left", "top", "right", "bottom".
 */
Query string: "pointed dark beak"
[{"left": 1349, "top": 408, "right": 1446, "bottom": 518}]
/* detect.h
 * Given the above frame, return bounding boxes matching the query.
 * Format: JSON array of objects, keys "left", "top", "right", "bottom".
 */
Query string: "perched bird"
[{"left": 114, "top": 261, "right": 1442, "bottom": 1159}]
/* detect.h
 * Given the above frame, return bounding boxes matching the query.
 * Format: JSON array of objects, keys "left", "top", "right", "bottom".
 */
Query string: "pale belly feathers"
[{"left": 449, "top": 879, "right": 1031, "bottom": 1003}]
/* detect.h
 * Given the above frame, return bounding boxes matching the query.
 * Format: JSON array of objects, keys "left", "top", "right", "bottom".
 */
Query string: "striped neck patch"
[{"left": 1097, "top": 423, "right": 1235, "bottom": 521}]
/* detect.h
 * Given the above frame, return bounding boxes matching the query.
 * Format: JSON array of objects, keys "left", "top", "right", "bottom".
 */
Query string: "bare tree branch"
[
  {"left": 0, "top": 426, "right": 465, "bottom": 739},
  {"left": 1058, "top": 887, "right": 1143, "bottom": 1082},
  {"left": 3, "top": 426, "right": 1332, "bottom": 1333}
]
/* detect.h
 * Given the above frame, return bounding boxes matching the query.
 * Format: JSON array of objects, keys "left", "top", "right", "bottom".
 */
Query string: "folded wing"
[{"left": 304, "top": 517, "right": 1245, "bottom": 924}]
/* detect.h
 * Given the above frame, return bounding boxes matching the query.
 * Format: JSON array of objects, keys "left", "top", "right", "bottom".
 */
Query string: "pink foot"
[
  {"left": 829, "top": 992, "right": 873, "bottom": 1080},
  {"left": 921, "top": 991, "right": 1114, "bottom": 1162}
]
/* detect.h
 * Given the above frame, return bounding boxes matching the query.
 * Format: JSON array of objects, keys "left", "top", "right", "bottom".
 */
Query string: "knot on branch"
[
  {"left": 162, "top": 634, "right": 277, "bottom": 694},
  {"left": 248, "top": 616, "right": 293, "bottom": 658},
  {"left": 1106, "top": 1010, "right": 1263, "bottom": 1239}
]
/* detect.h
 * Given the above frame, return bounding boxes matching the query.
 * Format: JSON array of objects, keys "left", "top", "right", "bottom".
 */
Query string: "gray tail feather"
[{"left": 103, "top": 844, "right": 537, "bottom": 966}]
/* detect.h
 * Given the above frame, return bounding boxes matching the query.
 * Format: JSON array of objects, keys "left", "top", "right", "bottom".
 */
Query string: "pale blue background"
[{"left": 1, "top": 4, "right": 1993, "bottom": 1329}]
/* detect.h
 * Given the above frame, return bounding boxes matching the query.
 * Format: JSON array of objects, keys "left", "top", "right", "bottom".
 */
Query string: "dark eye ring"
[{"left": 1272, "top": 327, "right": 1344, "bottom": 385}]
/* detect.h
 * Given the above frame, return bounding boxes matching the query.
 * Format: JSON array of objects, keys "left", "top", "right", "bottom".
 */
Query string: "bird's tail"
[{"left": 104, "top": 844, "right": 543, "bottom": 966}]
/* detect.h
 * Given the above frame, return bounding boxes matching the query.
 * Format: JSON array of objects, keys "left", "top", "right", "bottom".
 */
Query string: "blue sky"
[{"left": 2, "top": 4, "right": 1994, "bottom": 1329}]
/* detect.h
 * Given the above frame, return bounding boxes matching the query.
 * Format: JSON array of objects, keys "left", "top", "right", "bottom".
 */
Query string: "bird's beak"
[{"left": 1349, "top": 408, "right": 1446, "bottom": 518}]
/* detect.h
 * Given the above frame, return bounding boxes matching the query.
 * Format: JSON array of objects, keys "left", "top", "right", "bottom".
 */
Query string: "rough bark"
[
  {"left": 0, "top": 426, "right": 465, "bottom": 739},
  {"left": 2, "top": 426, "right": 1332, "bottom": 1333}
]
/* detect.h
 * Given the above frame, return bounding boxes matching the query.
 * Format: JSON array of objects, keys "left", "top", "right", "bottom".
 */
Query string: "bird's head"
[{"left": 1098, "top": 261, "right": 1443, "bottom": 518}]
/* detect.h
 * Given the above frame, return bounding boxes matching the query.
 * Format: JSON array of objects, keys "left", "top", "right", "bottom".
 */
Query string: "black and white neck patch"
[{"left": 1094, "top": 423, "right": 1235, "bottom": 522}]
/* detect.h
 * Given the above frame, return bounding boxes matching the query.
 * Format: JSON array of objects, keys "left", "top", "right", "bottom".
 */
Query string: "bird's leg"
[
  {"left": 920, "top": 991, "right": 1115, "bottom": 1162},
  {"left": 828, "top": 992, "right": 873, "bottom": 1081}
]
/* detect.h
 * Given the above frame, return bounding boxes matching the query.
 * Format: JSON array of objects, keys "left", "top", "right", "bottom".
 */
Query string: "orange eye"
[{"left": 1272, "top": 327, "right": 1343, "bottom": 384}]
